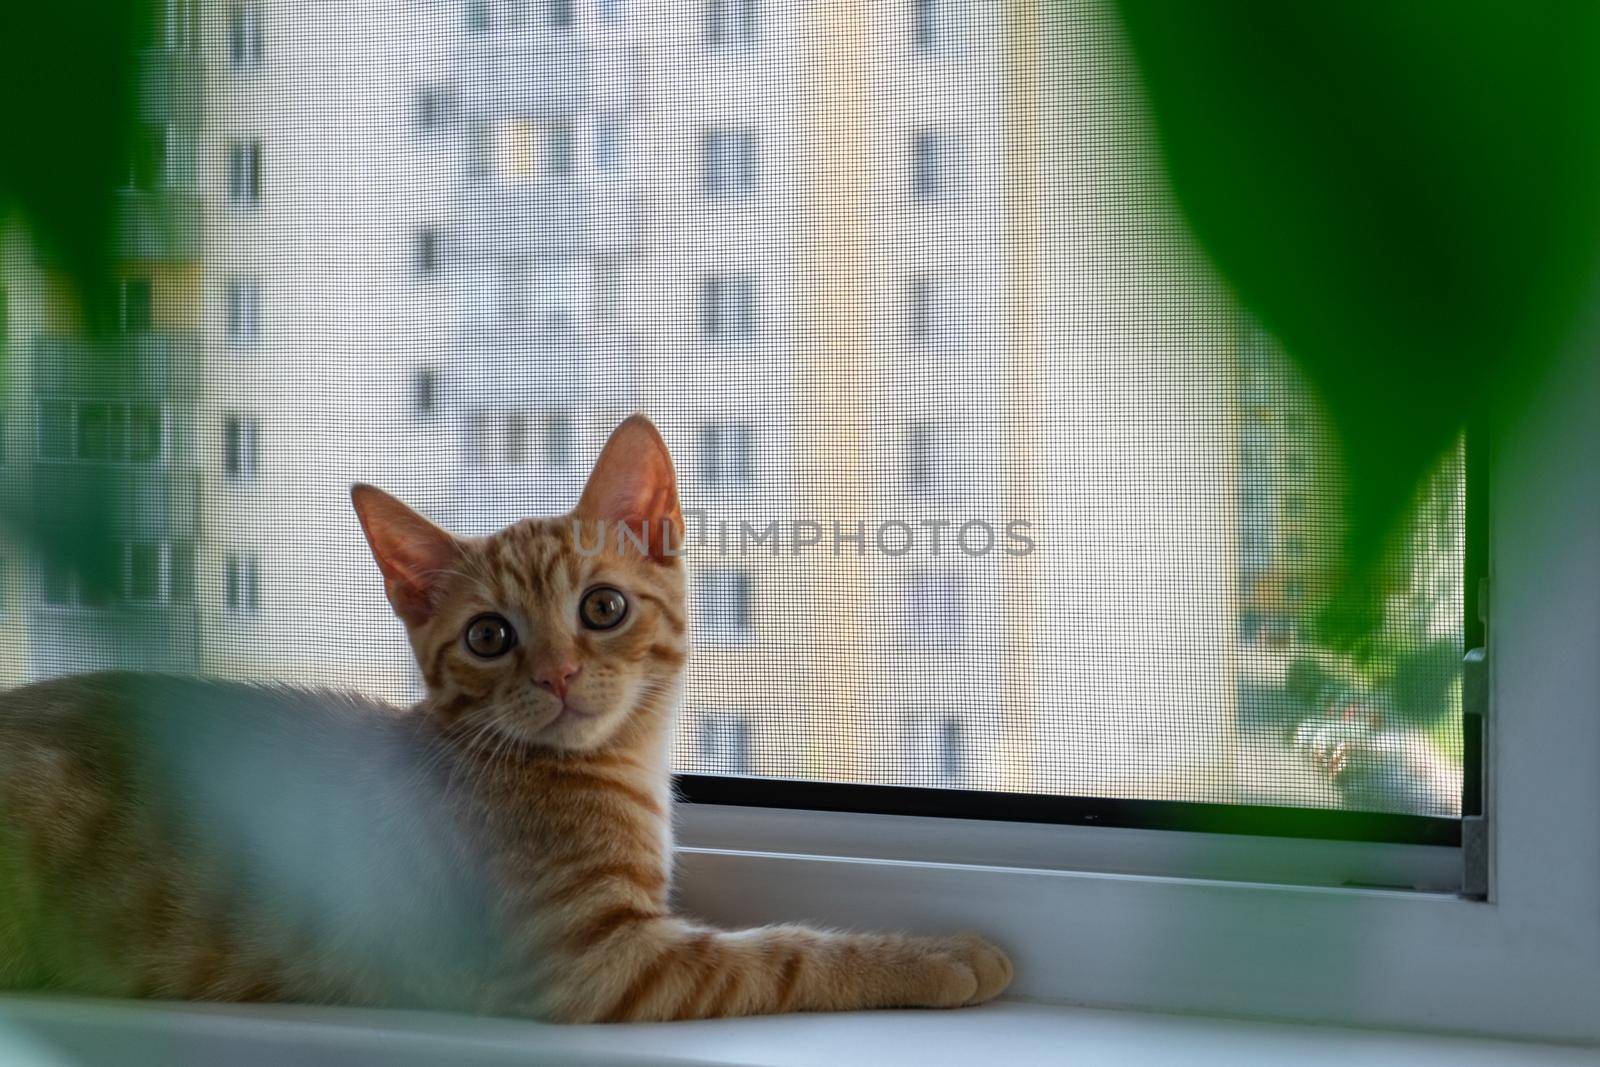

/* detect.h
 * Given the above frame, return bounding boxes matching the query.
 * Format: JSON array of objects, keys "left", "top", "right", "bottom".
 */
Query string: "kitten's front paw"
[
  {"left": 917, "top": 932, "right": 1014, "bottom": 1007},
  {"left": 949, "top": 932, "right": 1013, "bottom": 1004}
]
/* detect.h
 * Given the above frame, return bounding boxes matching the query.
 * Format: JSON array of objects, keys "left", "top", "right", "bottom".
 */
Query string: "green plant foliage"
[
  {"left": 0, "top": 0, "right": 155, "bottom": 325},
  {"left": 1, "top": 1, "right": 157, "bottom": 611},
  {"left": 1114, "top": 1, "right": 1600, "bottom": 624}
]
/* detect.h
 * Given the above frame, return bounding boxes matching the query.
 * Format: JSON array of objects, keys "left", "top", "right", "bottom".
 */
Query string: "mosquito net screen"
[{"left": 0, "top": 0, "right": 1465, "bottom": 819}]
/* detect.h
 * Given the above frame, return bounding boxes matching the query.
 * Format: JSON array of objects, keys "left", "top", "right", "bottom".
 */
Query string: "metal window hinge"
[{"left": 1461, "top": 645, "right": 1490, "bottom": 900}]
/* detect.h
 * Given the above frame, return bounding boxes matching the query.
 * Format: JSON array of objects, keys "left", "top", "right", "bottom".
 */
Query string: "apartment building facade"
[{"left": 3, "top": 0, "right": 1439, "bottom": 812}]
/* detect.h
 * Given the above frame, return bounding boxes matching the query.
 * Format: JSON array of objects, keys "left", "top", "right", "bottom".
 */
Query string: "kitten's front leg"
[{"left": 546, "top": 918, "right": 1012, "bottom": 1022}]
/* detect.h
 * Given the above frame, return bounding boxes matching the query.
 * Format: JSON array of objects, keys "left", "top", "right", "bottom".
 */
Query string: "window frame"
[
  {"left": 544, "top": 409, "right": 574, "bottom": 469},
  {"left": 701, "top": 271, "right": 758, "bottom": 342},
  {"left": 228, "top": 0, "right": 265, "bottom": 71},
  {"left": 223, "top": 551, "right": 262, "bottom": 616},
  {"left": 693, "top": 566, "right": 755, "bottom": 645},
  {"left": 700, "top": 420, "right": 755, "bottom": 490},
  {"left": 227, "top": 139, "right": 262, "bottom": 207},
  {"left": 678, "top": 428, "right": 1484, "bottom": 849},
  {"left": 412, "top": 366, "right": 437, "bottom": 418},
  {"left": 414, "top": 228, "right": 442, "bottom": 279},
  {"left": 703, "top": 125, "right": 758, "bottom": 199},
  {"left": 161, "top": 0, "right": 200, "bottom": 53},
  {"left": 223, "top": 414, "right": 260, "bottom": 482},
  {"left": 706, "top": 0, "right": 759, "bottom": 52},
  {"left": 121, "top": 277, "right": 155, "bottom": 334},
  {"left": 224, "top": 276, "right": 261, "bottom": 345},
  {"left": 911, "top": 126, "right": 948, "bottom": 201},
  {"left": 670, "top": 343, "right": 1600, "bottom": 1042}
]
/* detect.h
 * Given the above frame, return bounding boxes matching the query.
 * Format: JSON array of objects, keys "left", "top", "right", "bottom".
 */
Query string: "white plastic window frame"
[{"left": 673, "top": 339, "right": 1600, "bottom": 1044}]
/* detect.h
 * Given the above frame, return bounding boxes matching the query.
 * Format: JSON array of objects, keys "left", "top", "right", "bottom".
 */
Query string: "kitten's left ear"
[
  {"left": 574, "top": 414, "right": 683, "bottom": 563},
  {"left": 351, "top": 484, "right": 462, "bottom": 625}
]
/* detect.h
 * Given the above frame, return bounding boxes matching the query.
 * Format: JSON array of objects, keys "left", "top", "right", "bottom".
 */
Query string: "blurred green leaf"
[
  {"left": 1114, "top": 1, "right": 1600, "bottom": 626},
  {"left": 0, "top": 0, "right": 154, "bottom": 325},
  {"left": 1, "top": 1, "right": 156, "bottom": 611}
]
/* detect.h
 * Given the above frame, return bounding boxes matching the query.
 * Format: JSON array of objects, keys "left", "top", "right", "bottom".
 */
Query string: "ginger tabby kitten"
[{"left": 0, "top": 414, "right": 1012, "bottom": 1022}]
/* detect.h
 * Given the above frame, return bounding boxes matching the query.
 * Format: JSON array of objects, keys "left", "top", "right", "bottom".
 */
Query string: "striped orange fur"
[{"left": 0, "top": 414, "right": 1011, "bottom": 1021}]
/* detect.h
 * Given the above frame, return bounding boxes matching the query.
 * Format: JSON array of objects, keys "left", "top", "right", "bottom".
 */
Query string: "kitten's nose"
[{"left": 536, "top": 660, "right": 580, "bottom": 700}]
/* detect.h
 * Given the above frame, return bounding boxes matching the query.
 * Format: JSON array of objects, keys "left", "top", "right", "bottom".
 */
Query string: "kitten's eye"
[
  {"left": 579, "top": 586, "right": 628, "bottom": 631},
  {"left": 464, "top": 613, "right": 517, "bottom": 658}
]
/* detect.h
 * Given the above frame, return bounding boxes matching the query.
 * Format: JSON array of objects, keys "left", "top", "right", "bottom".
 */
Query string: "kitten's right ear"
[{"left": 350, "top": 484, "right": 461, "bottom": 626}]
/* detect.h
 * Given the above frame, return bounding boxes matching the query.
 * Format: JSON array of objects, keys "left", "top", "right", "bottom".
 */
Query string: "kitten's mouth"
[{"left": 547, "top": 701, "right": 596, "bottom": 727}]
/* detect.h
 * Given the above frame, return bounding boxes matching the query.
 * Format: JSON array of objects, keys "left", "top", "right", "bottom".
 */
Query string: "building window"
[
  {"left": 912, "top": 0, "right": 959, "bottom": 55},
  {"left": 416, "top": 228, "right": 442, "bottom": 277},
  {"left": 121, "top": 278, "right": 154, "bottom": 334},
  {"left": 225, "top": 277, "right": 260, "bottom": 345},
  {"left": 701, "top": 421, "right": 754, "bottom": 488},
  {"left": 43, "top": 397, "right": 163, "bottom": 470},
  {"left": 495, "top": 119, "right": 574, "bottom": 182},
  {"left": 906, "top": 571, "right": 965, "bottom": 647},
  {"left": 699, "top": 712, "right": 752, "bottom": 775},
  {"left": 415, "top": 86, "right": 452, "bottom": 131},
  {"left": 130, "top": 123, "right": 165, "bottom": 191},
  {"left": 498, "top": 257, "right": 529, "bottom": 323},
  {"left": 706, "top": 0, "right": 758, "bottom": 49},
  {"left": 225, "top": 553, "right": 261, "bottom": 615},
  {"left": 413, "top": 367, "right": 436, "bottom": 417},
  {"left": 535, "top": 262, "right": 581, "bottom": 332},
  {"left": 938, "top": 718, "right": 963, "bottom": 783},
  {"left": 545, "top": 119, "right": 575, "bottom": 178},
  {"left": 128, "top": 542, "right": 163, "bottom": 603},
  {"left": 908, "top": 273, "right": 949, "bottom": 344},
  {"left": 170, "top": 540, "right": 195, "bottom": 603},
  {"left": 41, "top": 555, "right": 72, "bottom": 606},
  {"left": 904, "top": 420, "right": 942, "bottom": 492},
  {"left": 695, "top": 568, "right": 753, "bottom": 641},
  {"left": 904, "top": 712, "right": 965, "bottom": 786},
  {"left": 228, "top": 140, "right": 262, "bottom": 206},
  {"left": 703, "top": 127, "right": 758, "bottom": 198},
  {"left": 163, "top": 125, "right": 197, "bottom": 190},
  {"left": 161, "top": 0, "right": 200, "bottom": 52},
  {"left": 464, "top": 410, "right": 489, "bottom": 466},
  {"left": 129, "top": 403, "right": 163, "bottom": 462},
  {"left": 591, "top": 260, "right": 623, "bottom": 323},
  {"left": 702, "top": 273, "right": 757, "bottom": 341},
  {"left": 38, "top": 539, "right": 192, "bottom": 608},
  {"left": 504, "top": 412, "right": 529, "bottom": 465},
  {"left": 126, "top": 122, "right": 196, "bottom": 191},
  {"left": 142, "top": 123, "right": 193, "bottom": 190},
  {"left": 594, "top": 116, "right": 627, "bottom": 174},
  {"left": 495, "top": 121, "right": 535, "bottom": 182},
  {"left": 545, "top": 410, "right": 573, "bottom": 468},
  {"left": 912, "top": 128, "right": 945, "bottom": 201},
  {"left": 38, "top": 400, "right": 71, "bottom": 460},
  {"left": 224, "top": 415, "right": 260, "bottom": 481},
  {"left": 228, "top": 0, "right": 264, "bottom": 69},
  {"left": 77, "top": 403, "right": 127, "bottom": 462},
  {"left": 595, "top": 0, "right": 625, "bottom": 19},
  {"left": 548, "top": 0, "right": 575, "bottom": 28}
]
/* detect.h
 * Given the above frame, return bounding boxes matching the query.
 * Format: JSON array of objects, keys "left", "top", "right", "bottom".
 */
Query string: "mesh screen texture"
[{"left": 0, "top": 0, "right": 1463, "bottom": 819}]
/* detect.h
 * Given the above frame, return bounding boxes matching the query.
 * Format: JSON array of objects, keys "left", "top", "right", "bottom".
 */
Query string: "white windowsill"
[{"left": 0, "top": 995, "right": 1592, "bottom": 1067}]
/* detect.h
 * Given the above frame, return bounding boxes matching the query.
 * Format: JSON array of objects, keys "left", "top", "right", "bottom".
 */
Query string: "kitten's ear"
[
  {"left": 351, "top": 484, "right": 462, "bottom": 625},
  {"left": 573, "top": 414, "right": 683, "bottom": 563}
]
